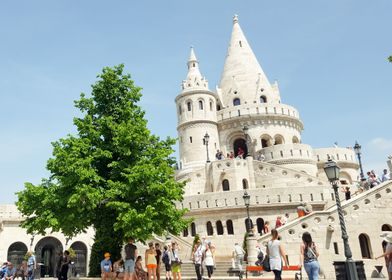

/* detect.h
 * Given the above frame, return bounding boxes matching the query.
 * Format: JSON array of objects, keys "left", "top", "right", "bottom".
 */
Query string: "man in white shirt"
[
  {"left": 381, "top": 169, "right": 390, "bottom": 182},
  {"left": 233, "top": 243, "right": 245, "bottom": 274}
]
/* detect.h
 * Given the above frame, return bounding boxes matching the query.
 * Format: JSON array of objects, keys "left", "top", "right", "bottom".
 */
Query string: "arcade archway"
[
  {"left": 7, "top": 242, "right": 28, "bottom": 267},
  {"left": 35, "top": 237, "right": 63, "bottom": 277},
  {"left": 70, "top": 241, "right": 88, "bottom": 276},
  {"left": 233, "top": 138, "right": 247, "bottom": 157}
]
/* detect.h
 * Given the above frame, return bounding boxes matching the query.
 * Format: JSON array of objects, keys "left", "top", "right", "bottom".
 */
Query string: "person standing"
[
  {"left": 204, "top": 244, "right": 215, "bottom": 280},
  {"left": 26, "top": 252, "right": 36, "bottom": 280},
  {"left": 124, "top": 238, "right": 138, "bottom": 280},
  {"left": 100, "top": 253, "right": 113, "bottom": 280},
  {"left": 375, "top": 232, "right": 392, "bottom": 280},
  {"left": 161, "top": 245, "right": 172, "bottom": 280},
  {"left": 155, "top": 243, "right": 162, "bottom": 280},
  {"left": 170, "top": 242, "right": 181, "bottom": 280},
  {"left": 145, "top": 242, "right": 157, "bottom": 280},
  {"left": 381, "top": 169, "right": 390, "bottom": 182},
  {"left": 263, "top": 221, "right": 270, "bottom": 234},
  {"left": 60, "top": 250, "right": 71, "bottom": 280},
  {"left": 192, "top": 240, "right": 204, "bottom": 280},
  {"left": 300, "top": 232, "right": 320, "bottom": 280},
  {"left": 232, "top": 243, "right": 245, "bottom": 275},
  {"left": 267, "top": 229, "right": 288, "bottom": 280},
  {"left": 56, "top": 252, "right": 64, "bottom": 280}
]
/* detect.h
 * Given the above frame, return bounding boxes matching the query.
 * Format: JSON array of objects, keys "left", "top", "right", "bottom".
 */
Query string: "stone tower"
[{"left": 176, "top": 48, "right": 220, "bottom": 174}]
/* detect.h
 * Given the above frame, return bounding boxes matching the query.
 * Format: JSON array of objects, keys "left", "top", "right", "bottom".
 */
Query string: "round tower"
[{"left": 176, "top": 48, "right": 220, "bottom": 172}]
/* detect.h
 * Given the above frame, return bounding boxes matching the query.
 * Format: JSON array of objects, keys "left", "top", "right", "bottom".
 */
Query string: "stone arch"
[
  {"left": 358, "top": 233, "right": 372, "bottom": 259},
  {"left": 256, "top": 218, "right": 265, "bottom": 235},
  {"left": 260, "top": 134, "right": 273, "bottom": 148},
  {"left": 292, "top": 136, "right": 300, "bottom": 144},
  {"left": 191, "top": 222, "right": 196, "bottom": 237},
  {"left": 209, "top": 99, "right": 214, "bottom": 111},
  {"left": 216, "top": 221, "right": 224, "bottom": 235},
  {"left": 183, "top": 228, "right": 189, "bottom": 237},
  {"left": 70, "top": 241, "right": 88, "bottom": 277},
  {"left": 198, "top": 99, "right": 204, "bottom": 110},
  {"left": 34, "top": 237, "right": 63, "bottom": 277},
  {"left": 226, "top": 220, "right": 234, "bottom": 235},
  {"left": 260, "top": 95, "right": 267, "bottom": 103},
  {"left": 206, "top": 221, "right": 214, "bottom": 236},
  {"left": 242, "top": 179, "right": 249, "bottom": 189},
  {"left": 274, "top": 134, "right": 285, "bottom": 145},
  {"left": 233, "top": 138, "right": 247, "bottom": 157},
  {"left": 233, "top": 98, "right": 241, "bottom": 106},
  {"left": 381, "top": 224, "right": 392, "bottom": 231},
  {"left": 186, "top": 100, "right": 192, "bottom": 112},
  {"left": 222, "top": 179, "right": 230, "bottom": 191},
  {"left": 339, "top": 171, "right": 352, "bottom": 185},
  {"left": 7, "top": 242, "right": 28, "bottom": 267}
]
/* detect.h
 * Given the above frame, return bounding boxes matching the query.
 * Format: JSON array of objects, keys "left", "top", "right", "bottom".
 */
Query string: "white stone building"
[{"left": 0, "top": 15, "right": 391, "bottom": 279}]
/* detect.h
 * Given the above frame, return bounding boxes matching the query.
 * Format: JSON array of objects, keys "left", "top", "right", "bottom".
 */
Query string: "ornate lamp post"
[
  {"left": 242, "top": 190, "right": 253, "bottom": 236},
  {"left": 324, "top": 158, "right": 359, "bottom": 280},
  {"left": 353, "top": 141, "right": 365, "bottom": 181},
  {"left": 243, "top": 125, "right": 249, "bottom": 157},
  {"left": 203, "top": 132, "right": 210, "bottom": 163}
]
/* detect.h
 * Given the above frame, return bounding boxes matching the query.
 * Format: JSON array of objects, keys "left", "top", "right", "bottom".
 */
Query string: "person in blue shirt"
[
  {"left": 5, "top": 262, "right": 16, "bottom": 280},
  {"left": 27, "top": 251, "right": 36, "bottom": 280},
  {"left": 100, "top": 252, "right": 112, "bottom": 280}
]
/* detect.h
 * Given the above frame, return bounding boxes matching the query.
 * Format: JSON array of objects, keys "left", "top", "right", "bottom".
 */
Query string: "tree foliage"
[{"left": 16, "top": 64, "right": 189, "bottom": 275}]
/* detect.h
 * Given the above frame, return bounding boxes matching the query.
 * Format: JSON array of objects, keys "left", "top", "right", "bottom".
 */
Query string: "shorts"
[
  {"left": 388, "top": 262, "right": 392, "bottom": 273},
  {"left": 165, "top": 264, "right": 171, "bottom": 272},
  {"left": 146, "top": 264, "right": 157, "bottom": 269},
  {"left": 124, "top": 259, "right": 135, "bottom": 273},
  {"left": 172, "top": 263, "right": 181, "bottom": 273}
]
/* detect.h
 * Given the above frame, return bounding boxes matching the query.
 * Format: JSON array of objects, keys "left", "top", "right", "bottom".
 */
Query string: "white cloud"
[{"left": 369, "top": 137, "right": 392, "bottom": 151}]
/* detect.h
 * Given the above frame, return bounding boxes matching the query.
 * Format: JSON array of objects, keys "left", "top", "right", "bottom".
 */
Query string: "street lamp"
[
  {"left": 324, "top": 158, "right": 359, "bottom": 280},
  {"left": 242, "top": 190, "right": 253, "bottom": 236},
  {"left": 203, "top": 132, "right": 210, "bottom": 163},
  {"left": 353, "top": 141, "right": 365, "bottom": 181},
  {"left": 243, "top": 125, "right": 249, "bottom": 157}
]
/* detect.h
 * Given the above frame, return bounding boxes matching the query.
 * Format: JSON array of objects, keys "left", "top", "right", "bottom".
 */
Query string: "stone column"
[{"left": 246, "top": 235, "right": 258, "bottom": 265}]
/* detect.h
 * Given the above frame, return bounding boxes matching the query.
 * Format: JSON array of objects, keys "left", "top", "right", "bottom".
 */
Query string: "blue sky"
[{"left": 1, "top": 1, "right": 391, "bottom": 203}]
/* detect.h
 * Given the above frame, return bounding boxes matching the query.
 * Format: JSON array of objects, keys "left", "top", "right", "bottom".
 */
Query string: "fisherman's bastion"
[{"left": 0, "top": 16, "right": 391, "bottom": 279}]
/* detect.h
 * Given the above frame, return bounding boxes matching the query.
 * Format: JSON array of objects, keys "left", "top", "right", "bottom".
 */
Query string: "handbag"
[{"left": 262, "top": 255, "right": 271, "bottom": 272}]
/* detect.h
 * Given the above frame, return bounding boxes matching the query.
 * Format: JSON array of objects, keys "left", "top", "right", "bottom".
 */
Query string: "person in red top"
[
  {"left": 275, "top": 216, "right": 282, "bottom": 228},
  {"left": 237, "top": 147, "right": 244, "bottom": 158}
]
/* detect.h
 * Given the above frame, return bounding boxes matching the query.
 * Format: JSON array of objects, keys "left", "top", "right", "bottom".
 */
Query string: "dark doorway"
[
  {"left": 234, "top": 138, "right": 248, "bottom": 157},
  {"left": 70, "top": 242, "right": 88, "bottom": 277},
  {"left": 256, "top": 218, "right": 265, "bottom": 235},
  {"left": 7, "top": 242, "right": 28, "bottom": 268},
  {"left": 35, "top": 237, "right": 63, "bottom": 277}
]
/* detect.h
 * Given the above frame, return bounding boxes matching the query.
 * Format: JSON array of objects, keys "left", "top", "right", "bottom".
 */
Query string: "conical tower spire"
[
  {"left": 182, "top": 47, "right": 209, "bottom": 91},
  {"left": 219, "top": 15, "right": 280, "bottom": 107}
]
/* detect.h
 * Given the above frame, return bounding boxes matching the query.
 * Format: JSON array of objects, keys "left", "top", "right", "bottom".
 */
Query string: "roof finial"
[{"left": 233, "top": 14, "right": 239, "bottom": 24}]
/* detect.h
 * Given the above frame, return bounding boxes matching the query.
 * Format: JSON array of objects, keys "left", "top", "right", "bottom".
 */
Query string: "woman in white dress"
[
  {"left": 267, "top": 229, "right": 288, "bottom": 280},
  {"left": 204, "top": 243, "right": 215, "bottom": 280}
]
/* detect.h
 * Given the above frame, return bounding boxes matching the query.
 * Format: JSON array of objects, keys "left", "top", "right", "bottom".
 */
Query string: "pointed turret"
[
  {"left": 218, "top": 15, "right": 280, "bottom": 107},
  {"left": 182, "top": 47, "right": 209, "bottom": 92}
]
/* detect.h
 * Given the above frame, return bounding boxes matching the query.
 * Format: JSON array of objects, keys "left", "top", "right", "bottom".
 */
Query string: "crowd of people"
[{"left": 101, "top": 239, "right": 183, "bottom": 280}]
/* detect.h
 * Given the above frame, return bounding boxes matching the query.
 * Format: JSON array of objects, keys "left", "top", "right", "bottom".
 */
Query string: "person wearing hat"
[
  {"left": 375, "top": 232, "right": 392, "bottom": 280},
  {"left": 100, "top": 252, "right": 113, "bottom": 280}
]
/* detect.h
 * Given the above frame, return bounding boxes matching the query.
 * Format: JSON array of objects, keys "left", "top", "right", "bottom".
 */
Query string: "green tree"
[
  {"left": 16, "top": 64, "right": 189, "bottom": 276},
  {"left": 389, "top": 56, "right": 392, "bottom": 63}
]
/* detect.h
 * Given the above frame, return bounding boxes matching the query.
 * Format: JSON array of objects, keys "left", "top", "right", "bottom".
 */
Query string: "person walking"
[
  {"left": 26, "top": 252, "right": 36, "bottom": 280},
  {"left": 161, "top": 245, "right": 172, "bottom": 280},
  {"left": 300, "top": 232, "right": 320, "bottom": 280},
  {"left": 232, "top": 243, "right": 245, "bottom": 275},
  {"left": 192, "top": 240, "right": 205, "bottom": 280},
  {"left": 124, "top": 238, "right": 138, "bottom": 280},
  {"left": 60, "top": 250, "right": 71, "bottom": 280},
  {"left": 145, "top": 242, "right": 157, "bottom": 280},
  {"left": 267, "top": 229, "right": 288, "bottom": 280},
  {"left": 204, "top": 243, "right": 215, "bottom": 280},
  {"left": 100, "top": 253, "right": 113, "bottom": 280},
  {"left": 375, "top": 232, "right": 392, "bottom": 280}
]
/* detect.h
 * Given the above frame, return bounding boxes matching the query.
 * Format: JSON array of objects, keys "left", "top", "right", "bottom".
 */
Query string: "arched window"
[
  {"left": 261, "top": 135, "right": 273, "bottom": 148},
  {"left": 217, "top": 105, "right": 221, "bottom": 111},
  {"left": 187, "top": 101, "right": 192, "bottom": 111},
  {"left": 382, "top": 224, "right": 392, "bottom": 231},
  {"left": 209, "top": 101, "right": 213, "bottom": 111},
  {"left": 274, "top": 135, "right": 284, "bottom": 145},
  {"left": 292, "top": 136, "right": 299, "bottom": 144},
  {"left": 216, "top": 221, "right": 224, "bottom": 235},
  {"left": 256, "top": 218, "right": 265, "bottom": 234},
  {"left": 358, "top": 234, "right": 372, "bottom": 258},
  {"left": 70, "top": 241, "right": 88, "bottom": 276},
  {"left": 183, "top": 228, "right": 189, "bottom": 237},
  {"left": 206, "top": 221, "right": 214, "bottom": 236},
  {"left": 7, "top": 242, "right": 28, "bottom": 268},
  {"left": 222, "top": 179, "right": 230, "bottom": 191},
  {"left": 233, "top": 98, "right": 241, "bottom": 106},
  {"left": 191, "top": 222, "right": 196, "bottom": 237},
  {"left": 178, "top": 105, "right": 182, "bottom": 115},
  {"left": 226, "top": 220, "right": 234, "bottom": 235},
  {"left": 245, "top": 218, "right": 253, "bottom": 232},
  {"left": 242, "top": 179, "right": 248, "bottom": 189},
  {"left": 199, "top": 100, "right": 204, "bottom": 110},
  {"left": 260, "top": 95, "right": 267, "bottom": 103}
]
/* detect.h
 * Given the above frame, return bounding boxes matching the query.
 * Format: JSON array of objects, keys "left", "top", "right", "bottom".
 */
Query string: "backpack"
[
  {"left": 162, "top": 251, "right": 170, "bottom": 265},
  {"left": 257, "top": 250, "right": 264, "bottom": 261}
]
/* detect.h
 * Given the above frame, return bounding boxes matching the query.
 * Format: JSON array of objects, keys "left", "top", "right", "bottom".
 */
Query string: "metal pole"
[
  {"left": 357, "top": 153, "right": 365, "bottom": 180},
  {"left": 206, "top": 140, "right": 210, "bottom": 163},
  {"left": 332, "top": 182, "right": 359, "bottom": 280}
]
